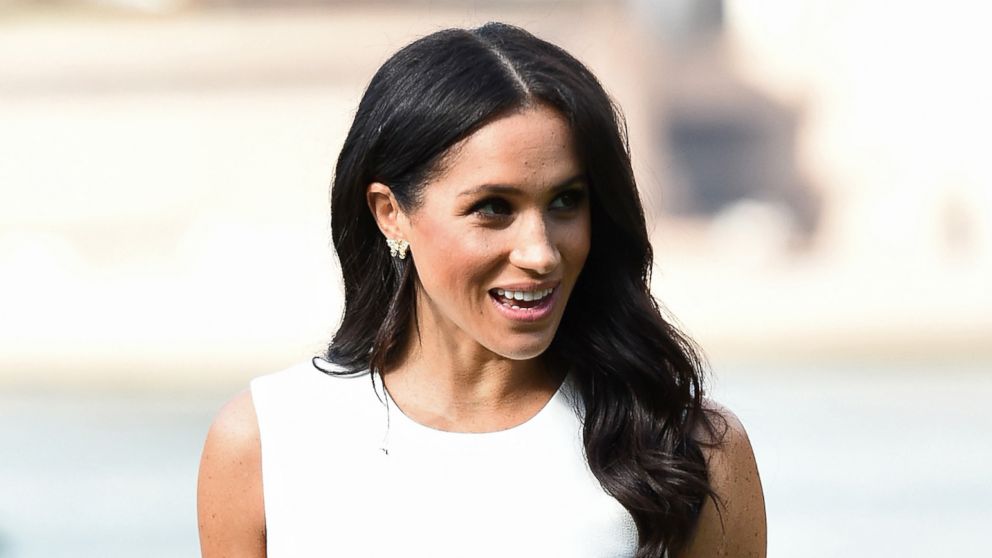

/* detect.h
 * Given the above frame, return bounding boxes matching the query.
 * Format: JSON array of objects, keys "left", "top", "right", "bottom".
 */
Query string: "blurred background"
[{"left": 1, "top": 0, "right": 989, "bottom": 556}]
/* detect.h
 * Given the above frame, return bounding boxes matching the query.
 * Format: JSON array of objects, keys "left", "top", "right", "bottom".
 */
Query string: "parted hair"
[{"left": 322, "top": 22, "right": 717, "bottom": 557}]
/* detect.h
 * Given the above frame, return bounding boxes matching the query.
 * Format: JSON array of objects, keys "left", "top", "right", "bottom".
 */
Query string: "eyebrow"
[{"left": 457, "top": 174, "right": 587, "bottom": 198}]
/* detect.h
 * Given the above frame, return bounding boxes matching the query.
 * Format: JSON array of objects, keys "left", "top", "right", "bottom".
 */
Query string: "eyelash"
[{"left": 470, "top": 189, "right": 586, "bottom": 220}]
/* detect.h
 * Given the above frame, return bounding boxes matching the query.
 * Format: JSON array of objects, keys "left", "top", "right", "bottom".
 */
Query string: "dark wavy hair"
[{"left": 322, "top": 22, "right": 717, "bottom": 557}]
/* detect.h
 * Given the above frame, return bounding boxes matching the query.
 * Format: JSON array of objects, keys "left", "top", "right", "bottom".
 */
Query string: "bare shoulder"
[
  {"left": 197, "top": 389, "right": 266, "bottom": 558},
  {"left": 203, "top": 389, "right": 261, "bottom": 449},
  {"left": 677, "top": 399, "right": 767, "bottom": 558}
]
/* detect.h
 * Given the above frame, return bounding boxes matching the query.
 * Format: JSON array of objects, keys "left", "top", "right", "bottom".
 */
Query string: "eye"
[
  {"left": 549, "top": 188, "right": 586, "bottom": 210},
  {"left": 472, "top": 198, "right": 513, "bottom": 218}
]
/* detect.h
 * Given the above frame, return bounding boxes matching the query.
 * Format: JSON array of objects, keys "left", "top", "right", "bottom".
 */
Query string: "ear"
[{"left": 366, "top": 182, "right": 410, "bottom": 241}]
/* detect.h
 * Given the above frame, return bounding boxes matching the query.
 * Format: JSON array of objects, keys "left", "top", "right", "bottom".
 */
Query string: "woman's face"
[{"left": 401, "top": 104, "right": 591, "bottom": 361}]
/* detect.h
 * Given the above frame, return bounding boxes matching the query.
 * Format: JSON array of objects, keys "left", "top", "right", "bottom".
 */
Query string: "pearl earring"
[{"left": 386, "top": 238, "right": 409, "bottom": 260}]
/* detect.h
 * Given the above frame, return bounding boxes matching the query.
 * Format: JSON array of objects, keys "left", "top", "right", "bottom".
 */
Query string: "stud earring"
[{"left": 386, "top": 238, "right": 409, "bottom": 260}]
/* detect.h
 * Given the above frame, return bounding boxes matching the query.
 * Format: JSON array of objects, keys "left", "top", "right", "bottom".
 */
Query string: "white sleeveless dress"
[{"left": 250, "top": 360, "right": 639, "bottom": 557}]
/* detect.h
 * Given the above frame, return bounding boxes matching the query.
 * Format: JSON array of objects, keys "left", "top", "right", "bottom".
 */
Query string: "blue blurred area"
[
  {"left": 0, "top": 391, "right": 223, "bottom": 558},
  {"left": 1, "top": 362, "right": 990, "bottom": 557}
]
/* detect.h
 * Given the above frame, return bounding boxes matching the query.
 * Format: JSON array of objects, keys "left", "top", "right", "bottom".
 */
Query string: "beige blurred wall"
[
  {"left": 0, "top": 2, "right": 667, "bottom": 389},
  {"left": 659, "top": 0, "right": 992, "bottom": 361},
  {"left": 1, "top": 1, "right": 989, "bottom": 391}
]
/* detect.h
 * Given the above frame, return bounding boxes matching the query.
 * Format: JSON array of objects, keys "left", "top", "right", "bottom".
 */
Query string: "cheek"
[
  {"left": 412, "top": 219, "right": 495, "bottom": 292},
  {"left": 561, "top": 213, "right": 592, "bottom": 265}
]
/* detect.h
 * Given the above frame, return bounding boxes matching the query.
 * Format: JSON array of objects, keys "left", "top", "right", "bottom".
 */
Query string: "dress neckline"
[{"left": 384, "top": 373, "right": 569, "bottom": 431}]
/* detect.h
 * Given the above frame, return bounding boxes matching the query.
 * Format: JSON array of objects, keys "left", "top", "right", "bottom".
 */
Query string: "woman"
[{"left": 198, "top": 22, "right": 765, "bottom": 558}]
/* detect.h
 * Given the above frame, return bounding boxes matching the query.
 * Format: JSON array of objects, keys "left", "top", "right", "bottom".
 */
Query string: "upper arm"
[
  {"left": 197, "top": 388, "right": 267, "bottom": 558},
  {"left": 677, "top": 402, "right": 767, "bottom": 558}
]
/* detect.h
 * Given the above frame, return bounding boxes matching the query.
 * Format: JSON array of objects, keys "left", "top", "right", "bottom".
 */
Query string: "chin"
[{"left": 488, "top": 336, "right": 554, "bottom": 361}]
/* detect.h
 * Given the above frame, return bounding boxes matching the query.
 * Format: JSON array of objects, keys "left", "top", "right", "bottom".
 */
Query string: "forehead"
[{"left": 427, "top": 104, "right": 581, "bottom": 194}]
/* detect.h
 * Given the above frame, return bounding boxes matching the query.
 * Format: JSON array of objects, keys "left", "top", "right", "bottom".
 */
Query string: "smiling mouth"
[{"left": 488, "top": 287, "right": 555, "bottom": 309}]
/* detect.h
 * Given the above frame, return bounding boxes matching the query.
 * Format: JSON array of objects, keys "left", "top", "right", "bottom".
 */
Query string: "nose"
[{"left": 508, "top": 212, "right": 561, "bottom": 275}]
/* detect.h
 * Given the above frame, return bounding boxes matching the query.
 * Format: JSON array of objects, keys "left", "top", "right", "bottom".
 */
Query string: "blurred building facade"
[{"left": 1, "top": 0, "right": 989, "bottom": 389}]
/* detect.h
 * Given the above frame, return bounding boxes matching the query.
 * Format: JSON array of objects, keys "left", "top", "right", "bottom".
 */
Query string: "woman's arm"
[
  {"left": 677, "top": 403, "right": 767, "bottom": 558},
  {"left": 197, "top": 389, "right": 267, "bottom": 558}
]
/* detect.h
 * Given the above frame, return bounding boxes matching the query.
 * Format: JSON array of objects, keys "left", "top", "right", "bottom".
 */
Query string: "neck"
[{"left": 379, "top": 289, "right": 561, "bottom": 432}]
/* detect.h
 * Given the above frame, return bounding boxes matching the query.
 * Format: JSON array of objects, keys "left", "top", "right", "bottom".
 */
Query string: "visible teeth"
[
  {"left": 511, "top": 305, "right": 520, "bottom": 310},
  {"left": 494, "top": 287, "right": 554, "bottom": 302}
]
